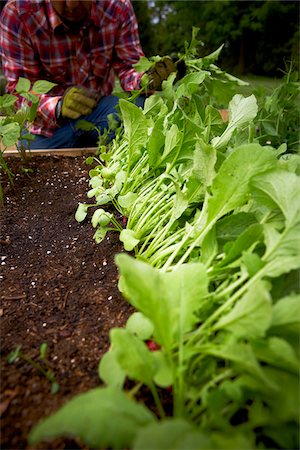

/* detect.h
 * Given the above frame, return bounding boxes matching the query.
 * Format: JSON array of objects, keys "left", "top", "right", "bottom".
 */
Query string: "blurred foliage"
[{"left": 132, "top": 0, "right": 299, "bottom": 77}]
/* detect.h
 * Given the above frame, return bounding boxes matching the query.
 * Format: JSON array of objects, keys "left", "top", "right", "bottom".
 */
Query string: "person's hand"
[
  {"left": 144, "top": 56, "right": 186, "bottom": 91},
  {"left": 146, "top": 56, "right": 176, "bottom": 91},
  {"left": 57, "top": 86, "right": 100, "bottom": 120}
]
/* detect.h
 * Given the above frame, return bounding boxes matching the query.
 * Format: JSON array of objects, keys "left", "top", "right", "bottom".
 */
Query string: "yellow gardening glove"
[
  {"left": 146, "top": 56, "right": 177, "bottom": 91},
  {"left": 59, "top": 86, "right": 100, "bottom": 120}
]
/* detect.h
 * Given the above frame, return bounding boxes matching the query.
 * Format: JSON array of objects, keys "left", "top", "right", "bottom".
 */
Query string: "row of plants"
[{"left": 19, "top": 29, "right": 300, "bottom": 449}]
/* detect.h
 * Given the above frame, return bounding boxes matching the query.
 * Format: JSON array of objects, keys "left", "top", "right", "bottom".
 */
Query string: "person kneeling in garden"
[{"left": 0, "top": 0, "right": 178, "bottom": 149}]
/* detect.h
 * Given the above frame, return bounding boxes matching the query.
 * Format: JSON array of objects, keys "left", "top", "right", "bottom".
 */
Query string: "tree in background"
[{"left": 133, "top": 0, "right": 299, "bottom": 77}]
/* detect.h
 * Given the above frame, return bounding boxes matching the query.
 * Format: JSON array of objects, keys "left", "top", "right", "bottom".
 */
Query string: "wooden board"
[{"left": 3, "top": 147, "right": 97, "bottom": 157}]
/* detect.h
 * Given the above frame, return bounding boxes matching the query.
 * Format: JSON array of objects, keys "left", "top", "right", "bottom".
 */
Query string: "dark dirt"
[{"left": 0, "top": 154, "right": 134, "bottom": 449}]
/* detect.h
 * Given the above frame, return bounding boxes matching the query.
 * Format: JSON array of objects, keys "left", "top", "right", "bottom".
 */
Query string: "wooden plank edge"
[{"left": 3, "top": 147, "right": 98, "bottom": 157}]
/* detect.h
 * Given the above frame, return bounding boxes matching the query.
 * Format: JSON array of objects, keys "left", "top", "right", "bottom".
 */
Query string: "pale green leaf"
[
  {"left": 0, "top": 122, "right": 20, "bottom": 146},
  {"left": 253, "top": 337, "right": 299, "bottom": 374},
  {"left": 270, "top": 294, "right": 300, "bottom": 334},
  {"left": 98, "top": 349, "right": 126, "bottom": 389},
  {"left": 91, "top": 209, "right": 112, "bottom": 228},
  {"left": 75, "top": 203, "right": 89, "bottom": 222},
  {"left": 214, "top": 282, "right": 272, "bottom": 338},
  {"left": 133, "top": 56, "right": 153, "bottom": 73},
  {"left": 212, "top": 95, "right": 258, "bottom": 150},
  {"left": 116, "top": 254, "right": 208, "bottom": 351},
  {"left": 29, "top": 387, "right": 156, "bottom": 448},
  {"left": 205, "top": 144, "right": 277, "bottom": 225},
  {"left": 110, "top": 328, "right": 157, "bottom": 386},
  {"left": 15, "top": 77, "right": 31, "bottom": 93},
  {"left": 252, "top": 170, "right": 300, "bottom": 227},
  {"left": 126, "top": 312, "right": 154, "bottom": 340},
  {"left": 119, "top": 99, "right": 148, "bottom": 163},
  {"left": 31, "top": 80, "right": 57, "bottom": 94},
  {"left": 118, "top": 192, "right": 138, "bottom": 209},
  {"left": 119, "top": 229, "right": 140, "bottom": 251},
  {"left": 133, "top": 419, "right": 213, "bottom": 450},
  {"left": 93, "top": 227, "right": 109, "bottom": 244},
  {"left": 152, "top": 351, "right": 173, "bottom": 387}
]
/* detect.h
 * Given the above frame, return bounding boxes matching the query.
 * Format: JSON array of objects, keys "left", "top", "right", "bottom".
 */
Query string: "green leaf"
[
  {"left": 133, "top": 56, "right": 153, "bottom": 73},
  {"left": 39, "top": 343, "right": 47, "bottom": 360},
  {"left": 152, "top": 351, "right": 173, "bottom": 387},
  {"left": 31, "top": 80, "right": 57, "bottom": 94},
  {"left": 217, "top": 224, "right": 263, "bottom": 268},
  {"left": 242, "top": 251, "right": 265, "bottom": 277},
  {"left": 6, "top": 346, "right": 22, "bottom": 364},
  {"left": 98, "top": 349, "right": 126, "bottom": 389},
  {"left": 91, "top": 208, "right": 112, "bottom": 228},
  {"left": 75, "top": 203, "right": 89, "bottom": 222},
  {"left": 202, "top": 338, "right": 275, "bottom": 388},
  {"left": 0, "top": 94, "right": 17, "bottom": 108},
  {"left": 205, "top": 144, "right": 277, "bottom": 226},
  {"left": 252, "top": 337, "right": 299, "bottom": 374},
  {"left": 212, "top": 94, "right": 258, "bottom": 150},
  {"left": 119, "top": 229, "right": 140, "bottom": 251},
  {"left": 29, "top": 387, "right": 156, "bottom": 448},
  {"left": 116, "top": 254, "right": 208, "bottom": 351},
  {"left": 261, "top": 367, "right": 299, "bottom": 422},
  {"left": 126, "top": 312, "right": 154, "bottom": 340},
  {"left": 119, "top": 99, "right": 148, "bottom": 165},
  {"left": 133, "top": 419, "right": 213, "bottom": 450},
  {"left": 157, "top": 124, "right": 182, "bottom": 167},
  {"left": 0, "top": 122, "right": 21, "bottom": 146},
  {"left": 252, "top": 170, "right": 300, "bottom": 228},
  {"left": 214, "top": 282, "right": 272, "bottom": 338},
  {"left": 270, "top": 294, "right": 300, "bottom": 335},
  {"left": 50, "top": 382, "right": 60, "bottom": 395},
  {"left": 176, "top": 72, "right": 206, "bottom": 97},
  {"left": 110, "top": 328, "right": 157, "bottom": 386},
  {"left": 15, "top": 77, "right": 31, "bottom": 93},
  {"left": 118, "top": 192, "right": 138, "bottom": 209},
  {"left": 75, "top": 119, "right": 95, "bottom": 131},
  {"left": 93, "top": 226, "right": 109, "bottom": 244}
]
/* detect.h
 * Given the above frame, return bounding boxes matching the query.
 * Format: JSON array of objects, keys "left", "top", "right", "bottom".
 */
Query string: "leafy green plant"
[
  {"left": 255, "top": 62, "right": 300, "bottom": 152},
  {"left": 29, "top": 30, "right": 300, "bottom": 449},
  {"left": 0, "top": 77, "right": 56, "bottom": 202},
  {"left": 7, "top": 343, "right": 59, "bottom": 394}
]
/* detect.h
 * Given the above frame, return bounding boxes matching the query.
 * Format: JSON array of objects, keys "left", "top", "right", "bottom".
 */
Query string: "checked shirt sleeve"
[
  {"left": 112, "top": 1, "right": 145, "bottom": 92},
  {"left": 0, "top": 5, "right": 59, "bottom": 135}
]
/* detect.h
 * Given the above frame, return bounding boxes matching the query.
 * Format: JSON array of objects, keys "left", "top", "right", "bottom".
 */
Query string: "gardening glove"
[
  {"left": 57, "top": 86, "right": 100, "bottom": 120},
  {"left": 146, "top": 56, "right": 186, "bottom": 91},
  {"left": 146, "top": 56, "right": 176, "bottom": 91}
]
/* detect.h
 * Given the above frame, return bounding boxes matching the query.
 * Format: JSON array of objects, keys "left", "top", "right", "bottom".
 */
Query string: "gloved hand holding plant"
[{"left": 143, "top": 56, "right": 186, "bottom": 91}]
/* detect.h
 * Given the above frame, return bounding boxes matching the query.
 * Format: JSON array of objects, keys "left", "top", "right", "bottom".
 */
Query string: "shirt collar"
[
  {"left": 45, "top": 0, "right": 62, "bottom": 31},
  {"left": 45, "top": 0, "right": 99, "bottom": 31}
]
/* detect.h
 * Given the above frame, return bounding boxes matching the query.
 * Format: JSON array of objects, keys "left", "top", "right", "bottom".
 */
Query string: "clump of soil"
[{"left": 1, "top": 155, "right": 133, "bottom": 449}]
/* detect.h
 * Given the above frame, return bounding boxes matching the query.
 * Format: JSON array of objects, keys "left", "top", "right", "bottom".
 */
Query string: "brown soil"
[{"left": 1, "top": 155, "right": 134, "bottom": 449}]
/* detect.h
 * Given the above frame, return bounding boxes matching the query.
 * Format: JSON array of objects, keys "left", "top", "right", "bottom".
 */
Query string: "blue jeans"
[{"left": 25, "top": 94, "right": 145, "bottom": 150}]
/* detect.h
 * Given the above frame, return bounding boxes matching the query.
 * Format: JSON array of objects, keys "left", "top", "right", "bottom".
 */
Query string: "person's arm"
[
  {"left": 0, "top": 3, "right": 60, "bottom": 130},
  {"left": 112, "top": 0, "right": 145, "bottom": 91}
]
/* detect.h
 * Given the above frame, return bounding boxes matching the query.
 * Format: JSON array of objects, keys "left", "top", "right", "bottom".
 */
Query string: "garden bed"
[{"left": 0, "top": 154, "right": 133, "bottom": 449}]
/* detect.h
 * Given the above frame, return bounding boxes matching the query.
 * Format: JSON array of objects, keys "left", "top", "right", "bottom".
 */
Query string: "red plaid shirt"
[{"left": 0, "top": 0, "right": 144, "bottom": 137}]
